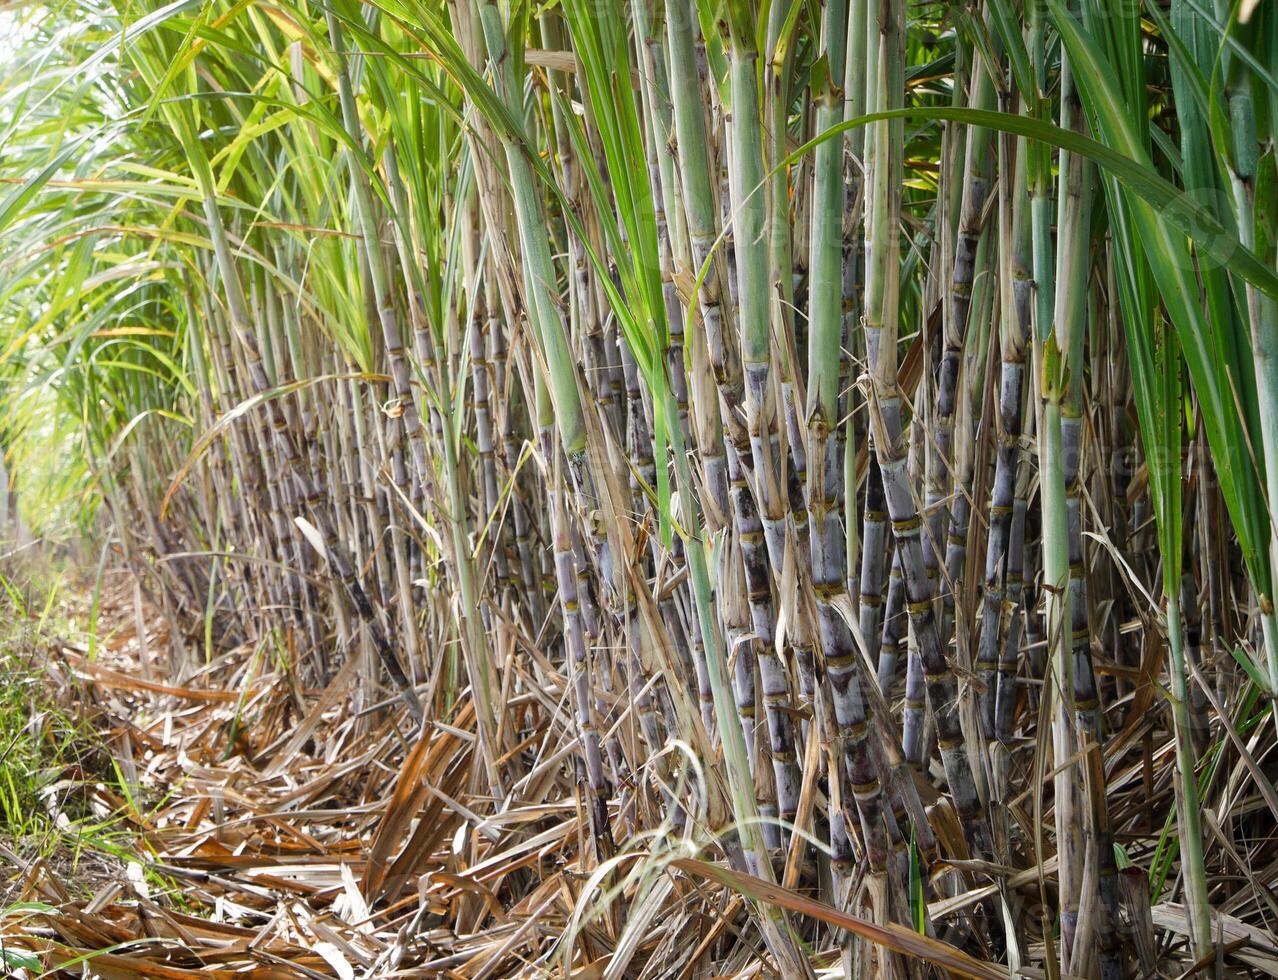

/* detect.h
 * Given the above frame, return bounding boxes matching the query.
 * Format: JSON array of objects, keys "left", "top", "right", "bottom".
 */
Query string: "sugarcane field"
[{"left": 2, "top": 0, "right": 1278, "bottom": 976}]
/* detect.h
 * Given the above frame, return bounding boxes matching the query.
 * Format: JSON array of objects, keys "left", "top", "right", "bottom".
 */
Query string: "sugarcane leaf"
[
  {"left": 786, "top": 105, "right": 1278, "bottom": 300},
  {"left": 0, "top": 947, "right": 40, "bottom": 973},
  {"left": 293, "top": 516, "right": 329, "bottom": 562},
  {"left": 1183, "top": 0, "right": 1278, "bottom": 96},
  {"left": 1148, "top": 2, "right": 1215, "bottom": 127},
  {"left": 985, "top": 0, "right": 1033, "bottom": 107},
  {"left": 0, "top": 134, "right": 94, "bottom": 232},
  {"left": 1051, "top": 0, "right": 1268, "bottom": 594},
  {"left": 909, "top": 826, "right": 925, "bottom": 935},
  {"left": 951, "top": 5, "right": 1002, "bottom": 95},
  {"left": 672, "top": 859, "right": 1005, "bottom": 979},
  {"left": 1230, "top": 645, "right": 1269, "bottom": 691}
]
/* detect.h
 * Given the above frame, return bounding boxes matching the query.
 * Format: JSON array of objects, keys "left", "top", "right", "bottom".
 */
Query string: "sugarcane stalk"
[
  {"left": 1040, "top": 62, "right": 1091, "bottom": 964},
  {"left": 549, "top": 463, "right": 614, "bottom": 854},
  {"left": 859, "top": 454, "right": 889, "bottom": 675},
  {"left": 940, "top": 224, "right": 994, "bottom": 651},
  {"left": 804, "top": 0, "right": 894, "bottom": 879},
  {"left": 876, "top": 553, "right": 904, "bottom": 694},
  {"left": 724, "top": 438, "right": 800, "bottom": 834},
  {"left": 980, "top": 133, "right": 1030, "bottom": 735},
  {"left": 664, "top": 0, "right": 746, "bottom": 462},
  {"left": 864, "top": 0, "right": 991, "bottom": 862},
  {"left": 929, "top": 36, "right": 997, "bottom": 629},
  {"left": 725, "top": 26, "right": 790, "bottom": 579},
  {"left": 1213, "top": 17, "right": 1278, "bottom": 723},
  {"left": 467, "top": 0, "right": 622, "bottom": 832},
  {"left": 1058, "top": 171, "right": 1120, "bottom": 973}
]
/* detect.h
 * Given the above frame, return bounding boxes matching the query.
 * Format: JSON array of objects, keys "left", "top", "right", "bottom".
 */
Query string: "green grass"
[
  {"left": 0, "top": 572, "right": 75, "bottom": 845},
  {"left": 0, "top": 568, "right": 150, "bottom": 896}
]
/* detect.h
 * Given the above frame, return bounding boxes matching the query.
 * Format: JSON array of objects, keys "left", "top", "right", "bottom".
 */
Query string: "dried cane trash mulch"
[{"left": 0, "top": 578, "right": 598, "bottom": 978}]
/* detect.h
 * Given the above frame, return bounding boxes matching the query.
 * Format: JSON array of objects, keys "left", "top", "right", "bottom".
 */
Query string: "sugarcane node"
[
  {"left": 892, "top": 515, "right": 923, "bottom": 534},
  {"left": 923, "top": 667, "right": 953, "bottom": 684}
]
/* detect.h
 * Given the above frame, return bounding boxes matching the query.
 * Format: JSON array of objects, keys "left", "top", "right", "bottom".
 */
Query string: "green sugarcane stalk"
[
  {"left": 725, "top": 21, "right": 791, "bottom": 579},
  {"left": 1041, "top": 62, "right": 1089, "bottom": 964},
  {"left": 805, "top": 0, "right": 895, "bottom": 876},
  {"left": 1212, "top": 11, "right": 1278, "bottom": 716},
  {"left": 863, "top": 0, "right": 991, "bottom": 863},
  {"left": 665, "top": 0, "right": 746, "bottom": 474}
]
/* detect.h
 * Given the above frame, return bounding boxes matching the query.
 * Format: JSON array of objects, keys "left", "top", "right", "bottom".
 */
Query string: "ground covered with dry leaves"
[
  {"left": 6, "top": 569, "right": 1278, "bottom": 979},
  {"left": 1, "top": 571, "right": 621, "bottom": 978}
]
